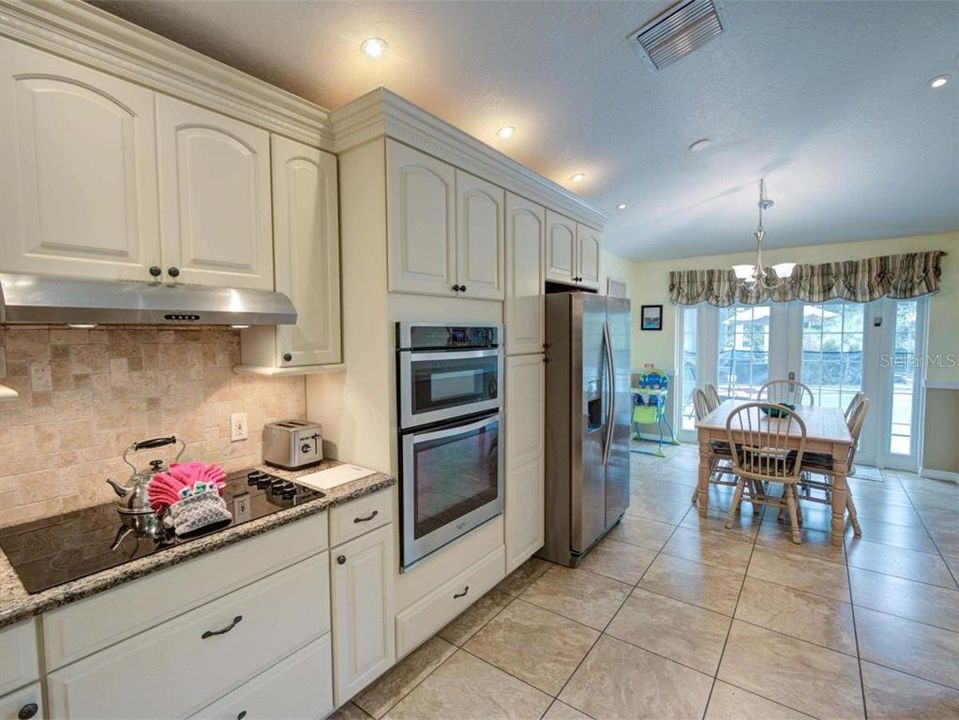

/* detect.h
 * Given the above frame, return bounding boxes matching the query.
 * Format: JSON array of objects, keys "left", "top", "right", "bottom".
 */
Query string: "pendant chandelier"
[{"left": 732, "top": 179, "right": 796, "bottom": 289}]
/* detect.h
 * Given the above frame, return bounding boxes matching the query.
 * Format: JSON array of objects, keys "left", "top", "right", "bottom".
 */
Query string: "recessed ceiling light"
[
  {"left": 689, "top": 138, "right": 711, "bottom": 152},
  {"left": 616, "top": 202, "right": 628, "bottom": 210},
  {"left": 570, "top": 173, "right": 586, "bottom": 183},
  {"left": 496, "top": 126, "right": 515, "bottom": 139},
  {"left": 929, "top": 74, "right": 950, "bottom": 89},
  {"left": 361, "top": 37, "right": 388, "bottom": 59}
]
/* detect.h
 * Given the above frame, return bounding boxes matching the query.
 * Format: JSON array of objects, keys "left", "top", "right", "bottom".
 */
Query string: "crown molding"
[
  {"left": 332, "top": 87, "right": 609, "bottom": 230},
  {"left": 0, "top": 0, "right": 333, "bottom": 148}
]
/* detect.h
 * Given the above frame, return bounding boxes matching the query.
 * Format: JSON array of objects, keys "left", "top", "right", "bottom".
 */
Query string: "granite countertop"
[{"left": 0, "top": 459, "right": 394, "bottom": 628}]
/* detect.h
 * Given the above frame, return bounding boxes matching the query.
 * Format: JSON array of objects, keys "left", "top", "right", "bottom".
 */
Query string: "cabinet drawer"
[
  {"left": 47, "top": 552, "right": 330, "bottom": 719},
  {"left": 0, "top": 682, "right": 42, "bottom": 720},
  {"left": 191, "top": 634, "right": 333, "bottom": 720},
  {"left": 396, "top": 545, "right": 505, "bottom": 657},
  {"left": 0, "top": 620, "right": 38, "bottom": 696},
  {"left": 44, "top": 512, "right": 328, "bottom": 670},
  {"left": 329, "top": 489, "right": 392, "bottom": 547}
]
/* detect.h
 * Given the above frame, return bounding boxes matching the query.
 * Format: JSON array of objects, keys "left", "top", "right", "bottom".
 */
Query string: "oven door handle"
[
  {"left": 407, "top": 413, "right": 499, "bottom": 444},
  {"left": 403, "top": 348, "right": 500, "bottom": 362}
]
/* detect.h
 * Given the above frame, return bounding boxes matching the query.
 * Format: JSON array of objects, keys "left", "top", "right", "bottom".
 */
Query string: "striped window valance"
[{"left": 668, "top": 251, "right": 947, "bottom": 307}]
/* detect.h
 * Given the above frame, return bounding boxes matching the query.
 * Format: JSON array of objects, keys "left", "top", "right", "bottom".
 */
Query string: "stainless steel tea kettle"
[{"left": 106, "top": 435, "right": 186, "bottom": 513}]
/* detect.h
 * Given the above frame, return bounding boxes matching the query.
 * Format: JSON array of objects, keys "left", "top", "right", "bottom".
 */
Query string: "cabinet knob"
[
  {"left": 451, "top": 284, "right": 461, "bottom": 292},
  {"left": 237, "top": 712, "right": 247, "bottom": 720},
  {"left": 167, "top": 266, "right": 181, "bottom": 278},
  {"left": 18, "top": 704, "right": 38, "bottom": 720},
  {"left": 283, "top": 353, "right": 293, "bottom": 362},
  {"left": 337, "top": 555, "right": 346, "bottom": 565},
  {"left": 149, "top": 266, "right": 162, "bottom": 278},
  {"left": 459, "top": 285, "right": 467, "bottom": 293}
]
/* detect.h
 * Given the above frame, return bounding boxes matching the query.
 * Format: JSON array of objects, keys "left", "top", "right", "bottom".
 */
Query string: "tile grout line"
[
  {"left": 896, "top": 484, "right": 959, "bottom": 589},
  {"left": 699, "top": 499, "right": 767, "bottom": 720},
  {"left": 844, "top": 528, "right": 870, "bottom": 720}
]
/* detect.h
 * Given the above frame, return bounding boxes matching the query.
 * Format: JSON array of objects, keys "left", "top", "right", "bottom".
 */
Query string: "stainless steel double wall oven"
[{"left": 396, "top": 322, "right": 504, "bottom": 568}]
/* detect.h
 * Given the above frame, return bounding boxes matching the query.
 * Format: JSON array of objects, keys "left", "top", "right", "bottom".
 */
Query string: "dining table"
[{"left": 695, "top": 399, "right": 854, "bottom": 545}]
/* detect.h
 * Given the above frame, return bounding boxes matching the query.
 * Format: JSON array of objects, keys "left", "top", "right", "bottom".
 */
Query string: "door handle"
[{"left": 602, "top": 321, "right": 615, "bottom": 466}]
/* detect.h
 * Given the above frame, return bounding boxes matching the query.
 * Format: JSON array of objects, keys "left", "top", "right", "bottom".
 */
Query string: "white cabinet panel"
[
  {"left": 331, "top": 524, "right": 395, "bottom": 705},
  {"left": 505, "top": 355, "right": 545, "bottom": 572},
  {"left": 272, "top": 135, "right": 341, "bottom": 366},
  {"left": 0, "top": 620, "right": 39, "bottom": 696},
  {"left": 0, "top": 682, "right": 42, "bottom": 720},
  {"left": 156, "top": 95, "right": 274, "bottom": 290},
  {"left": 455, "top": 170, "right": 504, "bottom": 300},
  {"left": 545, "top": 210, "right": 576, "bottom": 284},
  {"left": 576, "top": 223, "right": 601, "bottom": 289},
  {"left": 190, "top": 635, "right": 333, "bottom": 720},
  {"left": 329, "top": 488, "right": 392, "bottom": 548},
  {"left": 387, "top": 140, "right": 456, "bottom": 296},
  {"left": 505, "top": 194, "right": 545, "bottom": 355},
  {"left": 46, "top": 553, "right": 330, "bottom": 719},
  {"left": 0, "top": 39, "right": 160, "bottom": 280}
]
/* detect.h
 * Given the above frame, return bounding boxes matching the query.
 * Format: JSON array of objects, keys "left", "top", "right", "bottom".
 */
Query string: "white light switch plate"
[{"left": 230, "top": 412, "right": 248, "bottom": 442}]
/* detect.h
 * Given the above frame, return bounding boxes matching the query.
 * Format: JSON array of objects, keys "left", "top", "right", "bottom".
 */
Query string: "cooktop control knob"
[{"left": 281, "top": 484, "right": 297, "bottom": 500}]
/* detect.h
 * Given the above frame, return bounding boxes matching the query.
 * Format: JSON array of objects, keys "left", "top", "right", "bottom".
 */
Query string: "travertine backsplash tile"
[{"left": 0, "top": 327, "right": 305, "bottom": 527}]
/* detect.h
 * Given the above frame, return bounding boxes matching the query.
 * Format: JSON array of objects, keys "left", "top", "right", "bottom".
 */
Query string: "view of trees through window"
[{"left": 800, "top": 301, "right": 865, "bottom": 410}]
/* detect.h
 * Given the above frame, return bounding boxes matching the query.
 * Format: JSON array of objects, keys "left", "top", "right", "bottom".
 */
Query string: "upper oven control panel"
[{"left": 397, "top": 323, "right": 500, "bottom": 350}]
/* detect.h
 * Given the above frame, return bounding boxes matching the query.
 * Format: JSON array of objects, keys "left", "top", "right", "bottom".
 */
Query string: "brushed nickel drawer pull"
[
  {"left": 453, "top": 586, "right": 469, "bottom": 599},
  {"left": 202, "top": 615, "right": 243, "bottom": 639},
  {"left": 353, "top": 510, "right": 379, "bottom": 523}
]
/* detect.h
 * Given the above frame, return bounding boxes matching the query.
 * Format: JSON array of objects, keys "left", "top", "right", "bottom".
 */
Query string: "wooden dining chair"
[
  {"left": 705, "top": 383, "right": 721, "bottom": 412},
  {"left": 844, "top": 391, "right": 865, "bottom": 422},
  {"left": 798, "top": 398, "right": 870, "bottom": 537},
  {"left": 758, "top": 379, "right": 815, "bottom": 406},
  {"left": 689, "top": 389, "right": 739, "bottom": 504},
  {"left": 725, "top": 402, "right": 807, "bottom": 543}
]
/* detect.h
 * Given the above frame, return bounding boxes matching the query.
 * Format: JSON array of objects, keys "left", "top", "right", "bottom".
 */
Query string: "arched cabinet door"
[
  {"left": 456, "top": 170, "right": 504, "bottom": 300},
  {"left": 271, "top": 135, "right": 341, "bottom": 366},
  {"left": 386, "top": 139, "right": 456, "bottom": 296},
  {"left": 545, "top": 210, "right": 576, "bottom": 284},
  {"left": 576, "top": 223, "right": 602, "bottom": 289},
  {"left": 0, "top": 39, "right": 161, "bottom": 280},
  {"left": 505, "top": 193, "right": 546, "bottom": 355},
  {"left": 156, "top": 95, "right": 274, "bottom": 290}
]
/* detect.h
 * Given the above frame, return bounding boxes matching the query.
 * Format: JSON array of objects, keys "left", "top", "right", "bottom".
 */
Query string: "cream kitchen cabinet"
[
  {"left": 455, "top": 170, "right": 505, "bottom": 300},
  {"left": 544, "top": 210, "right": 602, "bottom": 289},
  {"left": 576, "top": 223, "right": 602, "bottom": 289},
  {"left": 239, "top": 135, "right": 341, "bottom": 371},
  {"left": 505, "top": 193, "right": 546, "bottom": 355},
  {"left": 504, "top": 354, "right": 545, "bottom": 572},
  {"left": 0, "top": 38, "right": 161, "bottom": 282},
  {"left": 330, "top": 522, "right": 396, "bottom": 705},
  {"left": 0, "top": 682, "right": 42, "bottom": 720},
  {"left": 156, "top": 95, "right": 274, "bottom": 290},
  {"left": 387, "top": 140, "right": 457, "bottom": 296},
  {"left": 386, "top": 140, "right": 504, "bottom": 300}
]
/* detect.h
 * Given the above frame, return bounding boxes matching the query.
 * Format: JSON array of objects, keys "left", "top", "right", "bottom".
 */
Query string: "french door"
[{"left": 676, "top": 298, "right": 927, "bottom": 470}]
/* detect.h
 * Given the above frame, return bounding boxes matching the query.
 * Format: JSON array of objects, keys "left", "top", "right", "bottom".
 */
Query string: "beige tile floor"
[{"left": 334, "top": 444, "right": 959, "bottom": 720}]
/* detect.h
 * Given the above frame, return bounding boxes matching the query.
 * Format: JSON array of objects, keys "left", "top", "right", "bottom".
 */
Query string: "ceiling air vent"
[{"left": 629, "top": 0, "right": 728, "bottom": 71}]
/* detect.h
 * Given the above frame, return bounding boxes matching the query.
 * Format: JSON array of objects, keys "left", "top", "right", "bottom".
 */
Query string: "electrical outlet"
[{"left": 230, "top": 412, "right": 248, "bottom": 442}]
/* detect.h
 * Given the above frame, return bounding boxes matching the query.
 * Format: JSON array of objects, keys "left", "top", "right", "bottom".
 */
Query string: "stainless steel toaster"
[{"left": 262, "top": 420, "right": 323, "bottom": 469}]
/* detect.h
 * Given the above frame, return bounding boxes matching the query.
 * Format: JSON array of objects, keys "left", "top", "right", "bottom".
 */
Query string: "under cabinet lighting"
[
  {"left": 231, "top": 325, "right": 251, "bottom": 329},
  {"left": 67, "top": 324, "right": 96, "bottom": 329}
]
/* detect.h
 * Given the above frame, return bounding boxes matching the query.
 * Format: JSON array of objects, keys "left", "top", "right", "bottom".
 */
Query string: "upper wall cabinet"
[
  {"left": 0, "top": 39, "right": 161, "bottom": 281},
  {"left": 544, "top": 210, "right": 602, "bottom": 290},
  {"left": 156, "top": 96, "right": 274, "bottom": 290},
  {"left": 387, "top": 140, "right": 457, "bottom": 296},
  {"left": 456, "top": 170, "right": 505, "bottom": 300},
  {"left": 545, "top": 211, "right": 576, "bottom": 285},
  {"left": 576, "top": 223, "right": 601, "bottom": 289},
  {"left": 272, "top": 136, "right": 341, "bottom": 366},
  {"left": 505, "top": 193, "right": 545, "bottom": 355}
]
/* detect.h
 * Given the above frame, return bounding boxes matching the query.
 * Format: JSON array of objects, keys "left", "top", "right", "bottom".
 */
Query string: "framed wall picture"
[{"left": 641, "top": 304, "right": 663, "bottom": 331}]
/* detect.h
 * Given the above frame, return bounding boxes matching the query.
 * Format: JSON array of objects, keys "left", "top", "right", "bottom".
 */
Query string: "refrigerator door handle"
[{"left": 602, "top": 320, "right": 615, "bottom": 465}]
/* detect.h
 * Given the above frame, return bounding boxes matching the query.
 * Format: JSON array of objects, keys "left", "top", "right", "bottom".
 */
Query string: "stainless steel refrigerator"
[{"left": 538, "top": 292, "right": 631, "bottom": 567}]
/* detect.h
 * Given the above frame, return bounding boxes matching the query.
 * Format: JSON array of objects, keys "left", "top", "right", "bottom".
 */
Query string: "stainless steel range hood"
[{"left": 0, "top": 273, "right": 297, "bottom": 326}]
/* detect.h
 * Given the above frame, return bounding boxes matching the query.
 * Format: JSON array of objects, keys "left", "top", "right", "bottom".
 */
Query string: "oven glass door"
[
  {"left": 400, "top": 349, "right": 500, "bottom": 428},
  {"left": 401, "top": 412, "right": 503, "bottom": 567}
]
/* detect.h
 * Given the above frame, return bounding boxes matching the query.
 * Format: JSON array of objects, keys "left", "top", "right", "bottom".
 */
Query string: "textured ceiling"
[{"left": 92, "top": 0, "right": 959, "bottom": 261}]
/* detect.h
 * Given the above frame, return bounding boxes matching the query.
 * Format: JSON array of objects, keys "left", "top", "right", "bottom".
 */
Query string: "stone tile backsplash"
[{"left": 0, "top": 327, "right": 305, "bottom": 527}]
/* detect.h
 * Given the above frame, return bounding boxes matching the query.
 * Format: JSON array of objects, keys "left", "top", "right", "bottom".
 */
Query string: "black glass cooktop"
[{"left": 0, "top": 469, "right": 324, "bottom": 594}]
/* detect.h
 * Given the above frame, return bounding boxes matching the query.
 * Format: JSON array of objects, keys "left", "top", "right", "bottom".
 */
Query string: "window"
[
  {"left": 800, "top": 301, "right": 865, "bottom": 409},
  {"left": 679, "top": 307, "right": 698, "bottom": 432},
  {"left": 890, "top": 300, "right": 919, "bottom": 456},
  {"left": 717, "top": 305, "right": 771, "bottom": 400}
]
